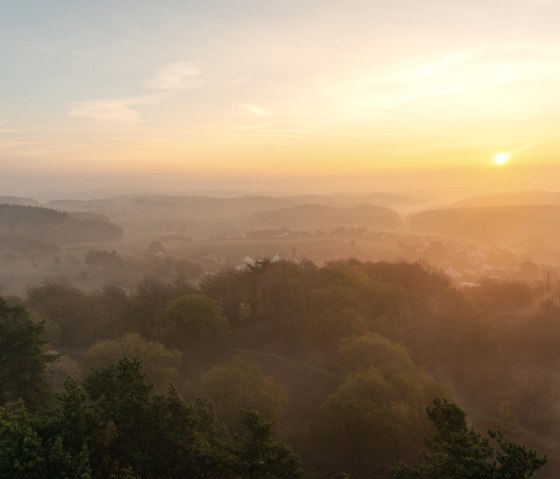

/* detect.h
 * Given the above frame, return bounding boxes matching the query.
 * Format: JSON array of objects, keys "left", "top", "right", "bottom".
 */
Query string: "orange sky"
[{"left": 1, "top": 1, "right": 559, "bottom": 194}]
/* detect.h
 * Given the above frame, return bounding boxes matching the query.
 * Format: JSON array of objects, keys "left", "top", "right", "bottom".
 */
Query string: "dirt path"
[{"left": 231, "top": 348, "right": 337, "bottom": 380}]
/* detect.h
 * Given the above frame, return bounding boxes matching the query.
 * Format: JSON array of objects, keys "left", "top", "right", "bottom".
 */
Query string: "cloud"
[
  {"left": 68, "top": 93, "right": 168, "bottom": 124},
  {"left": 322, "top": 48, "right": 560, "bottom": 114},
  {"left": 234, "top": 103, "right": 269, "bottom": 116},
  {"left": 68, "top": 61, "right": 199, "bottom": 124},
  {"left": 145, "top": 62, "right": 199, "bottom": 90},
  {"left": 217, "top": 78, "right": 251, "bottom": 91}
]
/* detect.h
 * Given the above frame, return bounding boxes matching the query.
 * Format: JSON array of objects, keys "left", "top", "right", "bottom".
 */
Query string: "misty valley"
[
  {"left": 1, "top": 191, "right": 559, "bottom": 478},
  {"left": 3, "top": 1, "right": 560, "bottom": 476}
]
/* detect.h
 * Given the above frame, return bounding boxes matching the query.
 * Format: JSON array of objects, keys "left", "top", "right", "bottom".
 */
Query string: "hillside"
[
  {"left": 0, "top": 196, "right": 38, "bottom": 206},
  {"left": 409, "top": 205, "right": 560, "bottom": 244},
  {"left": 450, "top": 191, "right": 560, "bottom": 208},
  {"left": 48, "top": 195, "right": 298, "bottom": 219},
  {"left": 253, "top": 204, "right": 402, "bottom": 229},
  {"left": 0, "top": 204, "right": 123, "bottom": 244}
]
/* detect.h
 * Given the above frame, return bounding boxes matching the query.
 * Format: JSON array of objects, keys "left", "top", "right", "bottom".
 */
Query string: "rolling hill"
[
  {"left": 253, "top": 204, "right": 402, "bottom": 229},
  {"left": 0, "top": 204, "right": 123, "bottom": 244},
  {"left": 449, "top": 191, "right": 560, "bottom": 208},
  {"left": 409, "top": 204, "right": 560, "bottom": 244}
]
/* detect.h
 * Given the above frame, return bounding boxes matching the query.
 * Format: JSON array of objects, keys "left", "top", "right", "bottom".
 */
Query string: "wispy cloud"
[
  {"left": 234, "top": 103, "right": 269, "bottom": 116},
  {"left": 217, "top": 78, "right": 251, "bottom": 92},
  {"left": 68, "top": 61, "right": 199, "bottom": 123},
  {"left": 323, "top": 48, "right": 560, "bottom": 115},
  {"left": 145, "top": 62, "right": 199, "bottom": 90},
  {"left": 68, "top": 93, "right": 168, "bottom": 123}
]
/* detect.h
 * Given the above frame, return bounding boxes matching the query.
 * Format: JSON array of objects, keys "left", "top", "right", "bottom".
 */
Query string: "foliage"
[
  {"left": 127, "top": 276, "right": 195, "bottom": 339},
  {"left": 467, "top": 278, "right": 536, "bottom": 313},
  {"left": 313, "top": 334, "right": 448, "bottom": 478},
  {"left": 198, "top": 358, "right": 286, "bottom": 431},
  {"left": 26, "top": 281, "right": 104, "bottom": 347},
  {"left": 4, "top": 258, "right": 559, "bottom": 478},
  {"left": 0, "top": 404, "right": 92, "bottom": 479},
  {"left": 154, "top": 294, "right": 228, "bottom": 358},
  {"left": 234, "top": 409, "right": 304, "bottom": 479},
  {"left": 83, "top": 333, "right": 182, "bottom": 391},
  {"left": 337, "top": 333, "right": 414, "bottom": 375},
  {"left": 85, "top": 249, "right": 126, "bottom": 269},
  {"left": 0, "top": 297, "right": 53, "bottom": 410},
  {"left": 393, "top": 398, "right": 547, "bottom": 479},
  {"left": 92, "top": 284, "right": 132, "bottom": 339},
  {"left": 0, "top": 358, "right": 304, "bottom": 479}
]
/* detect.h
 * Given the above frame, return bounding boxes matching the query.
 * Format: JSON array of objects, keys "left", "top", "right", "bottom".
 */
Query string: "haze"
[
  {"left": 2, "top": 3, "right": 560, "bottom": 479},
  {"left": 2, "top": 0, "right": 560, "bottom": 195}
]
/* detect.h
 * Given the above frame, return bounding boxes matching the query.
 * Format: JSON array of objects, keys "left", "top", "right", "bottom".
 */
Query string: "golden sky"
[{"left": 1, "top": 1, "right": 559, "bottom": 193}]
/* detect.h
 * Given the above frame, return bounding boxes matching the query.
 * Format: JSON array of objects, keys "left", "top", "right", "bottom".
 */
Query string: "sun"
[{"left": 494, "top": 152, "right": 511, "bottom": 165}]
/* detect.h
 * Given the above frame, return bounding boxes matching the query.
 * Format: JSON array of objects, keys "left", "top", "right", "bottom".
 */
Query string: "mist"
[{"left": 2, "top": 1, "right": 560, "bottom": 478}]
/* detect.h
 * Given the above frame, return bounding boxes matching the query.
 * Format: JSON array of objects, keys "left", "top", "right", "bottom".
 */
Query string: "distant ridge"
[
  {"left": 0, "top": 204, "right": 123, "bottom": 244},
  {"left": 410, "top": 204, "right": 560, "bottom": 243},
  {"left": 0, "top": 196, "right": 38, "bottom": 206},
  {"left": 449, "top": 191, "right": 560, "bottom": 208},
  {"left": 253, "top": 204, "right": 402, "bottom": 229}
]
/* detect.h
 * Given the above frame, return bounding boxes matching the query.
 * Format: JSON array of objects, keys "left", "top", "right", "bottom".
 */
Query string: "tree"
[
  {"left": 337, "top": 333, "right": 414, "bottom": 375},
  {"left": 128, "top": 276, "right": 193, "bottom": 339},
  {"left": 201, "top": 268, "right": 246, "bottom": 323},
  {"left": 154, "top": 294, "right": 228, "bottom": 358},
  {"left": 313, "top": 364, "right": 447, "bottom": 477},
  {"left": 0, "top": 358, "right": 304, "bottom": 479},
  {"left": 393, "top": 398, "right": 547, "bottom": 479},
  {"left": 234, "top": 409, "right": 303, "bottom": 479},
  {"left": 147, "top": 240, "right": 166, "bottom": 256},
  {"left": 26, "top": 280, "right": 103, "bottom": 347},
  {"left": 0, "top": 297, "right": 53, "bottom": 410},
  {"left": 0, "top": 405, "right": 46, "bottom": 477},
  {"left": 82, "top": 333, "right": 181, "bottom": 392},
  {"left": 85, "top": 249, "right": 125, "bottom": 269},
  {"left": 198, "top": 358, "right": 286, "bottom": 431}
]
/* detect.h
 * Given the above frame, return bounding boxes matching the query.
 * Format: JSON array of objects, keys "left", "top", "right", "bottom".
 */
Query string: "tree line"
[{"left": 1, "top": 258, "right": 555, "bottom": 478}]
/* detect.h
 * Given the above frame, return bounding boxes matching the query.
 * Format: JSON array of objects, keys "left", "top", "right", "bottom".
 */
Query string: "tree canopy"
[
  {"left": 0, "top": 297, "right": 53, "bottom": 410},
  {"left": 393, "top": 398, "right": 547, "bottom": 479},
  {"left": 0, "top": 358, "right": 303, "bottom": 479}
]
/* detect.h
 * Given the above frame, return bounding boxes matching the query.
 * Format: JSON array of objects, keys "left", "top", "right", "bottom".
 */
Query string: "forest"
[
  {"left": 0, "top": 204, "right": 123, "bottom": 244},
  {"left": 1, "top": 258, "right": 554, "bottom": 478},
  {"left": 4, "top": 0, "right": 560, "bottom": 476}
]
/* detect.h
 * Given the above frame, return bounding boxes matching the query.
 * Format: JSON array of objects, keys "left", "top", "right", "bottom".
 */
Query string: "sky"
[{"left": 1, "top": 0, "right": 560, "bottom": 195}]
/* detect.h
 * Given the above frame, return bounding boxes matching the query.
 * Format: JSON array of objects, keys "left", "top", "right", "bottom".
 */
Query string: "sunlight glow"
[{"left": 494, "top": 152, "right": 511, "bottom": 166}]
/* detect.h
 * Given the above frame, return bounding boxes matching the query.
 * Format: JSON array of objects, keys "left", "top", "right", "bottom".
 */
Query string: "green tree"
[
  {"left": 0, "top": 297, "right": 53, "bottom": 410},
  {"left": 200, "top": 268, "right": 246, "bottom": 323},
  {"left": 0, "top": 358, "right": 303, "bottom": 479},
  {"left": 26, "top": 281, "right": 103, "bottom": 347},
  {"left": 234, "top": 409, "right": 303, "bottom": 479},
  {"left": 82, "top": 333, "right": 181, "bottom": 392},
  {"left": 154, "top": 294, "right": 228, "bottom": 358},
  {"left": 83, "top": 358, "right": 154, "bottom": 477},
  {"left": 0, "top": 401, "right": 92, "bottom": 479},
  {"left": 393, "top": 398, "right": 547, "bottom": 479},
  {"left": 337, "top": 333, "right": 414, "bottom": 375},
  {"left": 0, "top": 405, "right": 46, "bottom": 478},
  {"left": 198, "top": 358, "right": 286, "bottom": 431},
  {"left": 313, "top": 365, "right": 446, "bottom": 477}
]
